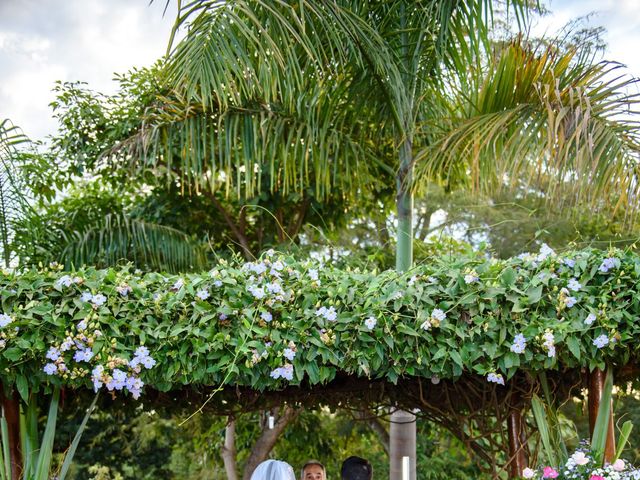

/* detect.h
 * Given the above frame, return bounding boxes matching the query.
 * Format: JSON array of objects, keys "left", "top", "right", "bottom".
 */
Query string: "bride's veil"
[{"left": 250, "top": 460, "right": 296, "bottom": 480}]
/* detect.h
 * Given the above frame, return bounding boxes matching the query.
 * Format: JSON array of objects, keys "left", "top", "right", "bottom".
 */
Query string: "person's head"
[
  {"left": 341, "top": 456, "right": 372, "bottom": 480},
  {"left": 301, "top": 460, "right": 326, "bottom": 480},
  {"left": 251, "top": 460, "right": 296, "bottom": 480}
]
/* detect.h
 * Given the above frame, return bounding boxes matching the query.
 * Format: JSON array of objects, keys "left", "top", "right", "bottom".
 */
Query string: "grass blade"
[
  {"left": 33, "top": 388, "right": 60, "bottom": 480},
  {"left": 591, "top": 369, "right": 613, "bottom": 464},
  {"left": 58, "top": 393, "right": 99, "bottom": 480},
  {"left": 531, "top": 394, "right": 557, "bottom": 467},
  {"left": 614, "top": 421, "right": 633, "bottom": 461}
]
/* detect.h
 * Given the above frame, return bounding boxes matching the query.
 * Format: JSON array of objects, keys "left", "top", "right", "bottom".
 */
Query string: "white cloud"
[{"left": 0, "top": 0, "right": 176, "bottom": 140}]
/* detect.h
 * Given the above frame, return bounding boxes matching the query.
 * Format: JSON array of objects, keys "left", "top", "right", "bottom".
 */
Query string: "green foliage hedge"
[{"left": 1, "top": 246, "right": 639, "bottom": 400}]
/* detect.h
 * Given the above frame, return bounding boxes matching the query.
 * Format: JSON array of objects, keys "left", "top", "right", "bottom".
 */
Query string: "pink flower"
[
  {"left": 589, "top": 476, "right": 605, "bottom": 480},
  {"left": 612, "top": 459, "right": 625, "bottom": 471},
  {"left": 542, "top": 467, "right": 558, "bottom": 478}
]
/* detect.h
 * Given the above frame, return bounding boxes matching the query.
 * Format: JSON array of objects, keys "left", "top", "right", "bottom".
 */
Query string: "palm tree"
[{"left": 134, "top": 1, "right": 640, "bottom": 477}]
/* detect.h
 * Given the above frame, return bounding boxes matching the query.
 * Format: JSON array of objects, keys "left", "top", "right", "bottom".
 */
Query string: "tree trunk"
[
  {"left": 588, "top": 368, "right": 616, "bottom": 463},
  {"left": 355, "top": 410, "right": 390, "bottom": 455},
  {"left": 241, "top": 406, "right": 300, "bottom": 480},
  {"left": 507, "top": 408, "right": 527, "bottom": 479},
  {"left": 222, "top": 418, "right": 239, "bottom": 480},
  {"left": 391, "top": 125, "right": 416, "bottom": 479},
  {"left": 0, "top": 386, "right": 21, "bottom": 480}
]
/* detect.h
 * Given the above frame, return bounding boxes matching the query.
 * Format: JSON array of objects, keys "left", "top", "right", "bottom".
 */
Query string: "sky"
[{"left": 1, "top": 0, "right": 639, "bottom": 142}]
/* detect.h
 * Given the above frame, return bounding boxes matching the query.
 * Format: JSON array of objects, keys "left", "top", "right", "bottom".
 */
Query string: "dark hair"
[
  {"left": 301, "top": 460, "right": 325, "bottom": 479},
  {"left": 341, "top": 456, "right": 372, "bottom": 480}
]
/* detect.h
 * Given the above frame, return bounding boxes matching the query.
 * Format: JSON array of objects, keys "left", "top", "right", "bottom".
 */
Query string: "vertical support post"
[
  {"left": 390, "top": 411, "right": 416, "bottom": 480},
  {"left": 1, "top": 386, "right": 22, "bottom": 480},
  {"left": 507, "top": 408, "right": 527, "bottom": 479},
  {"left": 588, "top": 368, "right": 616, "bottom": 463}
]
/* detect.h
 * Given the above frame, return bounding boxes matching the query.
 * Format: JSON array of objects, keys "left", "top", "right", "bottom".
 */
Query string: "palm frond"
[
  {"left": 60, "top": 213, "right": 207, "bottom": 272},
  {"left": 414, "top": 41, "right": 640, "bottom": 217},
  {"left": 0, "top": 119, "right": 32, "bottom": 268}
]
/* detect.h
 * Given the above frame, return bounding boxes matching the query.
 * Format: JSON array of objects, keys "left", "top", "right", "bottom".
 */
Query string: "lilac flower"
[
  {"left": 537, "top": 243, "right": 555, "bottom": 261},
  {"left": 248, "top": 285, "right": 266, "bottom": 299},
  {"left": 92, "top": 294, "right": 107, "bottom": 307},
  {"left": 584, "top": 313, "right": 597, "bottom": 325},
  {"left": 408, "top": 275, "right": 418, "bottom": 286},
  {"left": 56, "top": 275, "right": 73, "bottom": 288},
  {"left": 487, "top": 372, "right": 505, "bottom": 385},
  {"left": 135, "top": 346, "right": 150, "bottom": 358},
  {"left": 141, "top": 356, "right": 156, "bottom": 369},
  {"left": 280, "top": 364, "right": 294, "bottom": 380},
  {"left": 196, "top": 288, "right": 210, "bottom": 301},
  {"left": 172, "top": 278, "right": 185, "bottom": 291},
  {"left": 43, "top": 363, "right": 58, "bottom": 375},
  {"left": 464, "top": 273, "right": 479, "bottom": 284},
  {"left": 567, "top": 278, "right": 582, "bottom": 291},
  {"left": 324, "top": 306, "right": 337, "bottom": 322},
  {"left": 271, "top": 261, "right": 284, "bottom": 272},
  {"left": 219, "top": 313, "right": 228, "bottom": 321},
  {"left": 565, "top": 296, "right": 577, "bottom": 308},
  {"left": 599, "top": 257, "right": 618, "bottom": 273},
  {"left": 431, "top": 309, "right": 446, "bottom": 323},
  {"left": 510, "top": 334, "right": 527, "bottom": 354},
  {"left": 542, "top": 331, "right": 555, "bottom": 358},
  {"left": 80, "top": 292, "right": 93, "bottom": 302},
  {"left": 92, "top": 365, "right": 104, "bottom": 391},
  {"left": 261, "top": 311, "right": 273, "bottom": 322},
  {"left": 364, "top": 316, "right": 377, "bottom": 330},
  {"left": 106, "top": 369, "right": 128, "bottom": 390},
  {"left": 116, "top": 284, "right": 132, "bottom": 296},
  {"left": 563, "top": 258, "right": 576, "bottom": 268},
  {"left": 60, "top": 337, "right": 74, "bottom": 351},
  {"left": 0, "top": 314, "right": 12, "bottom": 328},
  {"left": 213, "top": 280, "right": 222, "bottom": 287},
  {"left": 265, "top": 282, "right": 283, "bottom": 295},
  {"left": 283, "top": 348, "right": 296, "bottom": 361},
  {"left": 77, "top": 319, "right": 88, "bottom": 331},
  {"left": 593, "top": 335, "right": 609, "bottom": 349},
  {"left": 46, "top": 347, "right": 61, "bottom": 361},
  {"left": 73, "top": 348, "right": 94, "bottom": 363}
]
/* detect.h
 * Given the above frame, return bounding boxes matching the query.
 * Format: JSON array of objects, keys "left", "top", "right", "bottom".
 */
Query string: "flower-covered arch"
[{"left": 1, "top": 246, "right": 639, "bottom": 476}]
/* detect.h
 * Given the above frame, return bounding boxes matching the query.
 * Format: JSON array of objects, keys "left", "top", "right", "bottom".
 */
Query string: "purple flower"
[
  {"left": 510, "top": 333, "right": 527, "bottom": 354},
  {"left": 593, "top": 335, "right": 609, "bottom": 349},
  {"left": 43, "top": 363, "right": 57, "bottom": 375}
]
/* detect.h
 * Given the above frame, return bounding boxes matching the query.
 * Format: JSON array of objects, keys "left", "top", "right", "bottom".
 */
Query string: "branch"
[{"left": 221, "top": 417, "right": 239, "bottom": 480}]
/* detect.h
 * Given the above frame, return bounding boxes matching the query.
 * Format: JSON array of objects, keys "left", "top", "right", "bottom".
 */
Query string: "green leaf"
[
  {"left": 567, "top": 337, "right": 581, "bottom": 361},
  {"left": 16, "top": 376, "right": 29, "bottom": 403}
]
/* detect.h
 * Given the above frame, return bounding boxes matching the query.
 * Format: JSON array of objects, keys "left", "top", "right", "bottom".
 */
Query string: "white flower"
[
  {"left": 585, "top": 313, "right": 597, "bottom": 325},
  {"left": 80, "top": 292, "right": 93, "bottom": 302},
  {"left": 430, "top": 375, "right": 440, "bottom": 385},
  {"left": 283, "top": 348, "right": 296, "bottom": 361},
  {"left": 248, "top": 285, "right": 265, "bottom": 299},
  {"left": 420, "top": 320, "right": 432, "bottom": 331},
  {"left": 391, "top": 290, "right": 403, "bottom": 300},
  {"left": 510, "top": 333, "right": 527, "bottom": 354},
  {"left": 172, "top": 278, "right": 185, "bottom": 291},
  {"left": 56, "top": 275, "right": 73, "bottom": 288},
  {"left": 364, "top": 316, "right": 377, "bottom": 330},
  {"left": 261, "top": 311, "right": 273, "bottom": 322},
  {"left": 570, "top": 451, "right": 589, "bottom": 466},
  {"left": 567, "top": 278, "right": 582, "bottom": 291},
  {"left": 431, "top": 309, "right": 446, "bottom": 322},
  {"left": 0, "top": 313, "right": 12, "bottom": 328},
  {"left": 213, "top": 280, "right": 223, "bottom": 287},
  {"left": 196, "top": 288, "right": 210, "bottom": 301},
  {"left": 522, "top": 467, "right": 536, "bottom": 479}
]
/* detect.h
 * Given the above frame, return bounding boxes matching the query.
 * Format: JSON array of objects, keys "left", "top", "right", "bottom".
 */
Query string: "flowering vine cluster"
[{"left": 0, "top": 246, "right": 638, "bottom": 394}]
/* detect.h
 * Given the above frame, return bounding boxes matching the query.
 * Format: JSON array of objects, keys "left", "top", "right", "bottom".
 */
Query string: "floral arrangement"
[
  {"left": 522, "top": 448, "right": 640, "bottom": 479},
  {"left": 1, "top": 246, "right": 640, "bottom": 397}
]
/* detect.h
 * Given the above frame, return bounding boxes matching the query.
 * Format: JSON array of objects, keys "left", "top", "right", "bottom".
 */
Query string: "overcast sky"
[{"left": 1, "top": 0, "right": 639, "bottom": 142}]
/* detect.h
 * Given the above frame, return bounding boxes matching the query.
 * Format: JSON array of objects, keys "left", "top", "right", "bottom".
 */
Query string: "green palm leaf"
[{"left": 60, "top": 213, "right": 207, "bottom": 272}]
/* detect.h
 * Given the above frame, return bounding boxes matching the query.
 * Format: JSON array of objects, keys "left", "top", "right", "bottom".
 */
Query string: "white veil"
[{"left": 250, "top": 460, "right": 296, "bottom": 480}]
